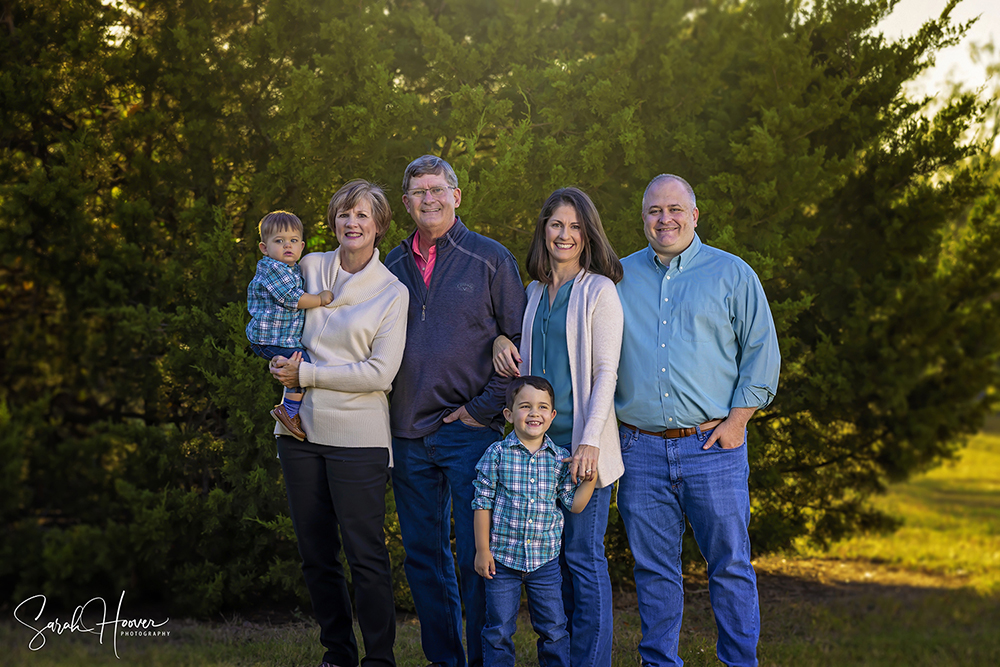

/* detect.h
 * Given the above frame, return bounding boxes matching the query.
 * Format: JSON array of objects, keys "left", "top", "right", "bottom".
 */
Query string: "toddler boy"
[
  {"left": 472, "top": 376, "right": 597, "bottom": 667},
  {"left": 246, "top": 210, "right": 333, "bottom": 440}
]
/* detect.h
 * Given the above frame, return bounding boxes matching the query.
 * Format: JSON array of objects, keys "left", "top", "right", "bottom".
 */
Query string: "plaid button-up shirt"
[
  {"left": 472, "top": 431, "right": 579, "bottom": 573},
  {"left": 246, "top": 257, "right": 306, "bottom": 347}
]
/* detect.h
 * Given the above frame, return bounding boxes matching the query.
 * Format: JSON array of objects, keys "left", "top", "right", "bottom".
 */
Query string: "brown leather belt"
[{"left": 620, "top": 419, "right": 724, "bottom": 440}]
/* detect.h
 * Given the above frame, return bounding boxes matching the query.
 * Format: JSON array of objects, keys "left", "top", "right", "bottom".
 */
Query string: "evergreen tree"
[{"left": 2, "top": 0, "right": 997, "bottom": 613}]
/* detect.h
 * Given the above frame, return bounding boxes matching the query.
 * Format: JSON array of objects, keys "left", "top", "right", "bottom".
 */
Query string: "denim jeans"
[
  {"left": 617, "top": 425, "right": 759, "bottom": 667},
  {"left": 559, "top": 483, "right": 614, "bottom": 667},
  {"left": 276, "top": 436, "right": 395, "bottom": 667},
  {"left": 391, "top": 420, "right": 499, "bottom": 667},
  {"left": 250, "top": 343, "right": 310, "bottom": 393},
  {"left": 483, "top": 559, "right": 570, "bottom": 667}
]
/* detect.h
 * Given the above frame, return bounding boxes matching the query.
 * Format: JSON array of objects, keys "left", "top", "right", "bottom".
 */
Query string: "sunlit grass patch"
[{"left": 793, "top": 430, "right": 1000, "bottom": 593}]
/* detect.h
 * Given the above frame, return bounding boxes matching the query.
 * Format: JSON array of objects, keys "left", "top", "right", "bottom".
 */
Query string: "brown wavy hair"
[
  {"left": 525, "top": 187, "right": 623, "bottom": 284},
  {"left": 326, "top": 179, "right": 393, "bottom": 246}
]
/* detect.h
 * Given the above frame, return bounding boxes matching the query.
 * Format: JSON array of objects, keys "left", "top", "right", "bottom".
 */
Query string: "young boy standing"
[
  {"left": 246, "top": 210, "right": 333, "bottom": 440},
  {"left": 472, "top": 376, "right": 597, "bottom": 667}
]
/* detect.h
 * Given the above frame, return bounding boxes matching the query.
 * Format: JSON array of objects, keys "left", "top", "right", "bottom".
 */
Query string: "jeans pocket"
[
  {"left": 709, "top": 430, "right": 747, "bottom": 452},
  {"left": 618, "top": 426, "right": 639, "bottom": 455}
]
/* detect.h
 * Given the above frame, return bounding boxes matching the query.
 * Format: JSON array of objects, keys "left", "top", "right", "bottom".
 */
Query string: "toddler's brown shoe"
[{"left": 270, "top": 404, "right": 306, "bottom": 440}]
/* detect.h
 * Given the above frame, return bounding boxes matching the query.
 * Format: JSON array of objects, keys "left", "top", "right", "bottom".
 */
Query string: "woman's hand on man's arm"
[{"left": 491, "top": 335, "right": 521, "bottom": 378}]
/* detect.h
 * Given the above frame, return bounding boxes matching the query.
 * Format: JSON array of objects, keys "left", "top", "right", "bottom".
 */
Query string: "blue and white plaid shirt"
[
  {"left": 472, "top": 431, "right": 579, "bottom": 573},
  {"left": 246, "top": 257, "right": 306, "bottom": 347}
]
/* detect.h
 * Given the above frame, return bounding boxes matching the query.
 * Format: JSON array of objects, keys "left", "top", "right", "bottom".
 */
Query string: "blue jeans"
[
  {"left": 392, "top": 420, "right": 499, "bottom": 667},
  {"left": 483, "top": 559, "right": 570, "bottom": 667},
  {"left": 617, "top": 425, "right": 759, "bottom": 667},
  {"left": 559, "top": 484, "right": 614, "bottom": 667},
  {"left": 250, "top": 343, "right": 310, "bottom": 393}
]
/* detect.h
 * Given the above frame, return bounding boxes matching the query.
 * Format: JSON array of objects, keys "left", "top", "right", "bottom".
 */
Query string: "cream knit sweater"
[
  {"left": 519, "top": 270, "right": 625, "bottom": 488},
  {"left": 273, "top": 248, "right": 409, "bottom": 461}
]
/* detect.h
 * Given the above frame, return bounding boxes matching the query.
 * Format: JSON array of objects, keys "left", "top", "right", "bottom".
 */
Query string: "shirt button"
[
  {"left": 661, "top": 343, "right": 665, "bottom": 348},
  {"left": 661, "top": 368, "right": 666, "bottom": 372},
  {"left": 664, "top": 393, "right": 669, "bottom": 397},
  {"left": 668, "top": 418, "right": 673, "bottom": 422},
  {"left": 662, "top": 320, "right": 667, "bottom": 324},
  {"left": 528, "top": 519, "right": 533, "bottom": 524},
  {"left": 664, "top": 298, "right": 668, "bottom": 302},
  {"left": 530, "top": 478, "right": 535, "bottom": 483},
  {"left": 529, "top": 499, "right": 534, "bottom": 503},
  {"left": 666, "top": 276, "right": 671, "bottom": 280},
  {"left": 664, "top": 298, "right": 669, "bottom": 302}
]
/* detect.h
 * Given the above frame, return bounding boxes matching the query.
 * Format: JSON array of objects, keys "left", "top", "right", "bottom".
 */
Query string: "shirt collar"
[
  {"left": 405, "top": 216, "right": 465, "bottom": 253},
  {"left": 260, "top": 255, "right": 298, "bottom": 271},
  {"left": 644, "top": 232, "right": 703, "bottom": 272},
  {"left": 501, "top": 431, "right": 559, "bottom": 455},
  {"left": 411, "top": 229, "right": 436, "bottom": 262}
]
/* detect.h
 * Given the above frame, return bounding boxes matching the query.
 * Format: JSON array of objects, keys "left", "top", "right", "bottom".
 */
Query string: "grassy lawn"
[{"left": 4, "top": 428, "right": 998, "bottom": 666}]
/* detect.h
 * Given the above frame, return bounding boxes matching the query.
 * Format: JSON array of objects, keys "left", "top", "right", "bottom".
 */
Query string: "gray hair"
[
  {"left": 643, "top": 174, "right": 697, "bottom": 209},
  {"left": 402, "top": 155, "right": 459, "bottom": 193}
]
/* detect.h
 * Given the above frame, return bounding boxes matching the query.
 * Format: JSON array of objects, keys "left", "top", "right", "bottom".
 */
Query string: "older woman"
[
  {"left": 270, "top": 180, "right": 408, "bottom": 667},
  {"left": 492, "top": 187, "right": 624, "bottom": 667}
]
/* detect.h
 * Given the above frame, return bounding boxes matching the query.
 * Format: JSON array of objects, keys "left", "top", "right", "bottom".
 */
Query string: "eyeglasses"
[{"left": 406, "top": 186, "right": 455, "bottom": 200}]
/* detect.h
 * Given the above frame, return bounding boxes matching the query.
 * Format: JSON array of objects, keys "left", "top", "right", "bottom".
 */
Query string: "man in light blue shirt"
[{"left": 615, "top": 174, "right": 780, "bottom": 667}]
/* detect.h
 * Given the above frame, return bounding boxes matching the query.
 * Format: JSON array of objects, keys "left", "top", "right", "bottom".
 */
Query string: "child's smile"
[{"left": 504, "top": 385, "right": 556, "bottom": 449}]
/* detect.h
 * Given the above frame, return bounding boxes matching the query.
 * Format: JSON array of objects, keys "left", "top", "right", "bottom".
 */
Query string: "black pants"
[{"left": 277, "top": 436, "right": 396, "bottom": 667}]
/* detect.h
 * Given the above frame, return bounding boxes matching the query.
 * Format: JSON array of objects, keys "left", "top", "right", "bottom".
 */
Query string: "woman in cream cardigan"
[
  {"left": 492, "top": 187, "right": 624, "bottom": 667},
  {"left": 270, "top": 180, "right": 408, "bottom": 667}
]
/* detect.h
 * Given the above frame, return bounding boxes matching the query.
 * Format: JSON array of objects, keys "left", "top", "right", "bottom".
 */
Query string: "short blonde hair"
[{"left": 326, "top": 180, "right": 393, "bottom": 246}]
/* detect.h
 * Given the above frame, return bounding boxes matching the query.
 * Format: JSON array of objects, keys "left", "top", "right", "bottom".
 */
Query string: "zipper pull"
[{"left": 421, "top": 304, "right": 426, "bottom": 322}]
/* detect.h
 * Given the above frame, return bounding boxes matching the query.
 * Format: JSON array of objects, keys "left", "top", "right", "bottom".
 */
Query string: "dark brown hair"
[
  {"left": 326, "top": 180, "right": 393, "bottom": 246},
  {"left": 505, "top": 375, "right": 555, "bottom": 411},
  {"left": 526, "top": 187, "right": 623, "bottom": 284},
  {"left": 258, "top": 210, "right": 303, "bottom": 241}
]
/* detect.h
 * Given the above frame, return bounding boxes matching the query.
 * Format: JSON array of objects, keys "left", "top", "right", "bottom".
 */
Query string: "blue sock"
[{"left": 284, "top": 397, "right": 302, "bottom": 418}]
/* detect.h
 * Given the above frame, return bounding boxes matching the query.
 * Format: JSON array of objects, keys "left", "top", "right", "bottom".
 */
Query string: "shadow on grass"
[{"left": 751, "top": 565, "right": 1000, "bottom": 667}]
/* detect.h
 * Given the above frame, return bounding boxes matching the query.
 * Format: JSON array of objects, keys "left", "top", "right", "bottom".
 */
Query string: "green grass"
[
  {"left": 792, "top": 429, "right": 1000, "bottom": 593},
  {"left": 4, "top": 429, "right": 999, "bottom": 665}
]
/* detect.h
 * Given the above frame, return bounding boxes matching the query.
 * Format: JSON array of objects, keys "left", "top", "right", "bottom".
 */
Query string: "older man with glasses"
[{"left": 385, "top": 155, "right": 526, "bottom": 667}]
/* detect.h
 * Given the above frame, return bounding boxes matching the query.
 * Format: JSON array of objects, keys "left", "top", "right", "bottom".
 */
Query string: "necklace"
[{"left": 539, "top": 291, "right": 551, "bottom": 375}]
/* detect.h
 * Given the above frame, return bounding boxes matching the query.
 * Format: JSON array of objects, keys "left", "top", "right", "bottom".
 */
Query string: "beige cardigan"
[
  {"left": 518, "top": 270, "right": 624, "bottom": 487},
  {"left": 274, "top": 248, "right": 409, "bottom": 462}
]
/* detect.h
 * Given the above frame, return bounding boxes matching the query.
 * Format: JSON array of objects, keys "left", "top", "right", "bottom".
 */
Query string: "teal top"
[
  {"left": 530, "top": 281, "right": 574, "bottom": 448},
  {"left": 615, "top": 234, "right": 781, "bottom": 429}
]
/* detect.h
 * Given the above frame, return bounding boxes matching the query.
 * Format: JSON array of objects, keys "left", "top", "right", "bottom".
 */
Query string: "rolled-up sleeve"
[
  {"left": 732, "top": 270, "right": 781, "bottom": 410},
  {"left": 260, "top": 262, "right": 305, "bottom": 309},
  {"left": 472, "top": 444, "right": 501, "bottom": 511},
  {"left": 555, "top": 460, "right": 578, "bottom": 509}
]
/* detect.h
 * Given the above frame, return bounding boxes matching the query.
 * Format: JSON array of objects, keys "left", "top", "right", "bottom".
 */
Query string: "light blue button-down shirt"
[{"left": 615, "top": 234, "right": 780, "bottom": 430}]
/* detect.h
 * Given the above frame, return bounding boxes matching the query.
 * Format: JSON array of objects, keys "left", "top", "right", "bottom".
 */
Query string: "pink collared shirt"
[{"left": 412, "top": 229, "right": 437, "bottom": 287}]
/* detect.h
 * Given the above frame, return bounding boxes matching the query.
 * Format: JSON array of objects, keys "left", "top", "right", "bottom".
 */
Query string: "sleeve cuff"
[
  {"left": 471, "top": 497, "right": 494, "bottom": 511},
  {"left": 732, "top": 385, "right": 774, "bottom": 410},
  {"left": 298, "top": 361, "right": 315, "bottom": 389},
  {"left": 280, "top": 287, "right": 305, "bottom": 309}
]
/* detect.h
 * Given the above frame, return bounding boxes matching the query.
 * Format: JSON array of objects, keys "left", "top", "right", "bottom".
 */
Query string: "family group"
[{"left": 244, "top": 155, "right": 781, "bottom": 667}]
